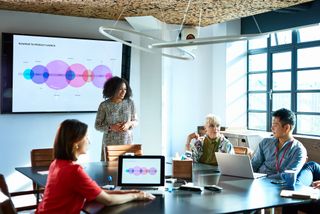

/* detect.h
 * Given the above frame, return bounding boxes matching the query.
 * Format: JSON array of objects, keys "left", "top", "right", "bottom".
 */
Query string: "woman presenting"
[{"left": 95, "top": 76, "right": 138, "bottom": 161}]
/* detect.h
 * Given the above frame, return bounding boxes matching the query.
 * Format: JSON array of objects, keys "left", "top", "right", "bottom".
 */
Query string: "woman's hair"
[
  {"left": 53, "top": 119, "right": 88, "bottom": 161},
  {"left": 205, "top": 114, "right": 221, "bottom": 127},
  {"left": 102, "top": 76, "right": 132, "bottom": 99}
]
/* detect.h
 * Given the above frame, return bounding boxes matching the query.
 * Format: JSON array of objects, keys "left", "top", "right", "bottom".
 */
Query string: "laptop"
[
  {"left": 215, "top": 152, "right": 267, "bottom": 179},
  {"left": 117, "top": 155, "right": 165, "bottom": 195}
]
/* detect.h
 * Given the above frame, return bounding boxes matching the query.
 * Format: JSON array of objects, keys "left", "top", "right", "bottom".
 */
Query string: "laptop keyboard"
[
  {"left": 120, "top": 187, "right": 159, "bottom": 190},
  {"left": 119, "top": 187, "right": 165, "bottom": 195}
]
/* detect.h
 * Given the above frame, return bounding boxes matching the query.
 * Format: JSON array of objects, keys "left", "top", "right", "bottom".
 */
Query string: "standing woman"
[{"left": 95, "top": 76, "right": 138, "bottom": 160}]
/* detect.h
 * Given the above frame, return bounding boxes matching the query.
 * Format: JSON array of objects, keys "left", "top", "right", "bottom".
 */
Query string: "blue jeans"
[{"left": 296, "top": 161, "right": 320, "bottom": 186}]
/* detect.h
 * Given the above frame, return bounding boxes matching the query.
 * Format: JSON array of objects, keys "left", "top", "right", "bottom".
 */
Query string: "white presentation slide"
[
  {"left": 12, "top": 35, "right": 123, "bottom": 112},
  {"left": 121, "top": 158, "right": 161, "bottom": 184}
]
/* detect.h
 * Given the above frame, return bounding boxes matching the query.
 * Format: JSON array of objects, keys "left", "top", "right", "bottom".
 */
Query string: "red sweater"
[{"left": 36, "top": 159, "right": 102, "bottom": 214}]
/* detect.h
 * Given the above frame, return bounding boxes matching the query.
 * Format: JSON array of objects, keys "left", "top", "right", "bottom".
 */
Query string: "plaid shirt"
[{"left": 190, "top": 134, "right": 234, "bottom": 165}]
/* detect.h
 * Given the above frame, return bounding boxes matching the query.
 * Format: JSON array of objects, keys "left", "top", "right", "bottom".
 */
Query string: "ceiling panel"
[{"left": 0, "top": 0, "right": 314, "bottom": 26}]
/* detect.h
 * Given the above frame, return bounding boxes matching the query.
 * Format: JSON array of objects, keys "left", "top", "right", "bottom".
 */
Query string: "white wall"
[
  {"left": 139, "top": 40, "right": 163, "bottom": 155},
  {"left": 225, "top": 21, "right": 247, "bottom": 127},
  {"left": 0, "top": 10, "right": 247, "bottom": 191},
  {"left": 168, "top": 44, "right": 214, "bottom": 155},
  {"left": 167, "top": 20, "right": 247, "bottom": 156},
  {"left": 226, "top": 40, "right": 247, "bottom": 127}
]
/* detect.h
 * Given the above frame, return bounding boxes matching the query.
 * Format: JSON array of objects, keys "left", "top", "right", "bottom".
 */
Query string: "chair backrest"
[
  {"left": 104, "top": 144, "right": 142, "bottom": 165},
  {"left": 234, "top": 146, "right": 249, "bottom": 155},
  {"left": 31, "top": 148, "right": 54, "bottom": 167},
  {"left": 0, "top": 174, "right": 16, "bottom": 214},
  {"left": 30, "top": 148, "right": 54, "bottom": 191}
]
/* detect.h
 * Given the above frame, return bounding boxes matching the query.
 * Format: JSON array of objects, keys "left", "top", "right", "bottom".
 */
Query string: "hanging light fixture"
[
  {"left": 98, "top": 0, "right": 195, "bottom": 60},
  {"left": 149, "top": 33, "right": 269, "bottom": 48},
  {"left": 150, "top": 1, "right": 269, "bottom": 48},
  {"left": 99, "top": 0, "right": 269, "bottom": 60},
  {"left": 99, "top": 26, "right": 195, "bottom": 60}
]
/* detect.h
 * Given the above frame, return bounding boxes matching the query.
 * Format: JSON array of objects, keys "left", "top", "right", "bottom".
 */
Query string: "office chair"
[
  {"left": 30, "top": 148, "right": 54, "bottom": 203},
  {"left": 233, "top": 146, "right": 250, "bottom": 155},
  {"left": 104, "top": 144, "right": 142, "bottom": 166},
  {"left": 31, "top": 148, "right": 54, "bottom": 168},
  {"left": 0, "top": 174, "right": 41, "bottom": 213}
]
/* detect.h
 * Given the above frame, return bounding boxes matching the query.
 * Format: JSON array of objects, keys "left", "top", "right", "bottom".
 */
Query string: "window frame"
[{"left": 247, "top": 28, "right": 320, "bottom": 137}]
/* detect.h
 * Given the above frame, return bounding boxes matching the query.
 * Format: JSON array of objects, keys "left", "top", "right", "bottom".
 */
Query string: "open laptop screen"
[{"left": 117, "top": 155, "right": 165, "bottom": 186}]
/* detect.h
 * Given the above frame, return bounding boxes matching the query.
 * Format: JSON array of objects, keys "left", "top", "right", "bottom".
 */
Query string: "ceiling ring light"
[
  {"left": 99, "top": 26, "right": 195, "bottom": 61},
  {"left": 150, "top": 33, "right": 270, "bottom": 48}
]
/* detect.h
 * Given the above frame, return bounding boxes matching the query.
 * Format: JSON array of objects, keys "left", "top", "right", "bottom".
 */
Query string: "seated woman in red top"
[{"left": 36, "top": 119, "right": 155, "bottom": 214}]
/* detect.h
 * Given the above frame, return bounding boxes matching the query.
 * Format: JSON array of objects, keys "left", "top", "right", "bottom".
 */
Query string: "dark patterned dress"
[{"left": 95, "top": 98, "right": 137, "bottom": 160}]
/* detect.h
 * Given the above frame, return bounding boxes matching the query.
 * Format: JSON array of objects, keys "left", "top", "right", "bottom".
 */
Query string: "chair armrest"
[
  {"left": 10, "top": 189, "right": 44, "bottom": 211},
  {"left": 16, "top": 204, "right": 38, "bottom": 212},
  {"left": 10, "top": 189, "right": 43, "bottom": 197}
]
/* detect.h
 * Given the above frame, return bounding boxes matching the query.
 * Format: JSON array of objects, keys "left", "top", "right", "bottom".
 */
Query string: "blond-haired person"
[{"left": 185, "top": 114, "right": 234, "bottom": 165}]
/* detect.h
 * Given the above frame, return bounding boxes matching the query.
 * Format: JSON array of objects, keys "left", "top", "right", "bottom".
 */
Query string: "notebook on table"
[
  {"left": 117, "top": 155, "right": 165, "bottom": 195},
  {"left": 215, "top": 152, "right": 267, "bottom": 179}
]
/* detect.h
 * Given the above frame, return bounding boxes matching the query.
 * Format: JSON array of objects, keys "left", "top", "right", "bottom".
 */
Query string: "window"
[
  {"left": 271, "top": 30, "right": 292, "bottom": 46},
  {"left": 297, "top": 25, "right": 320, "bottom": 43},
  {"left": 297, "top": 46, "right": 320, "bottom": 68},
  {"left": 248, "top": 37, "right": 267, "bottom": 50},
  {"left": 272, "top": 52, "right": 291, "bottom": 70},
  {"left": 248, "top": 54, "right": 267, "bottom": 72},
  {"left": 247, "top": 24, "right": 320, "bottom": 136}
]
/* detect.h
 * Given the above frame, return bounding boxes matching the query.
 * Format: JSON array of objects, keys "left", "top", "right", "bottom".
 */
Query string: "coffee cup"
[{"left": 281, "top": 170, "right": 297, "bottom": 190}]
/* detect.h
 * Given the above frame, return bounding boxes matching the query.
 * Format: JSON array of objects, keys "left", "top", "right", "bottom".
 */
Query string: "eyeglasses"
[{"left": 206, "top": 124, "right": 220, "bottom": 128}]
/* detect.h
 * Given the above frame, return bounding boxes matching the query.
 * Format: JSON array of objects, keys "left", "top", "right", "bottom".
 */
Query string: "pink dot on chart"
[
  {"left": 46, "top": 60, "right": 69, "bottom": 90},
  {"left": 105, "top": 72, "right": 112, "bottom": 80},
  {"left": 92, "top": 65, "right": 112, "bottom": 88},
  {"left": 84, "top": 70, "right": 93, "bottom": 82},
  {"left": 68, "top": 63, "right": 87, "bottom": 88},
  {"left": 149, "top": 167, "right": 157, "bottom": 175},
  {"left": 133, "top": 166, "right": 141, "bottom": 176},
  {"left": 141, "top": 167, "right": 148, "bottom": 175}
]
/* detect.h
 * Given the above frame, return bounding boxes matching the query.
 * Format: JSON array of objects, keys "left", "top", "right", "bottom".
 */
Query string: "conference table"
[{"left": 16, "top": 161, "right": 317, "bottom": 213}]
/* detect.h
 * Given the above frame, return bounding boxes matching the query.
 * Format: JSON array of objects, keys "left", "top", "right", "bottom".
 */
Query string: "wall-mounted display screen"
[{"left": 1, "top": 33, "right": 131, "bottom": 113}]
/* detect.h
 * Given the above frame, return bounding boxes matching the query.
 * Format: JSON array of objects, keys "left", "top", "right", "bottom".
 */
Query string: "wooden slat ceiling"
[{"left": 0, "top": 0, "right": 314, "bottom": 26}]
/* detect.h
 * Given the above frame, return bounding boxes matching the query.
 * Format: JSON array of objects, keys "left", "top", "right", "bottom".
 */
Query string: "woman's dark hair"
[
  {"left": 102, "top": 76, "right": 132, "bottom": 99},
  {"left": 53, "top": 119, "right": 88, "bottom": 161},
  {"left": 273, "top": 108, "right": 296, "bottom": 130}
]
